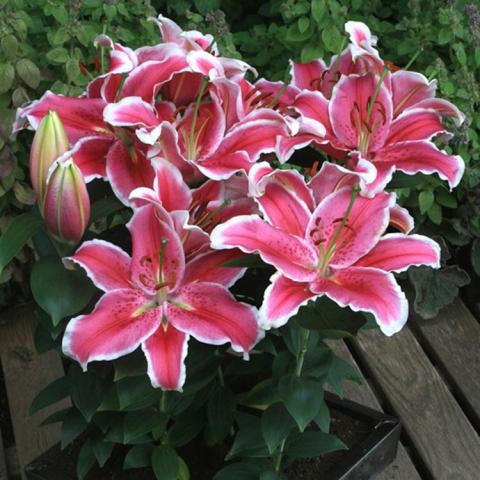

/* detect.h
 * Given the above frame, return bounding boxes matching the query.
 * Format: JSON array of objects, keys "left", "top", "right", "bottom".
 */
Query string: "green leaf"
[
  {"left": 313, "top": 398, "right": 330, "bottom": 432},
  {"left": 286, "top": 430, "right": 346, "bottom": 460},
  {"left": 124, "top": 444, "right": 154, "bottom": 469},
  {"left": 286, "top": 23, "right": 313, "bottom": 43},
  {"left": 91, "top": 438, "right": 114, "bottom": 467},
  {"left": 418, "top": 190, "right": 434, "bottom": 214},
  {"left": 90, "top": 196, "right": 124, "bottom": 223},
  {"left": 69, "top": 366, "right": 107, "bottom": 421},
  {"left": 152, "top": 445, "right": 180, "bottom": 480},
  {"left": 40, "top": 407, "right": 71, "bottom": 426},
  {"left": 52, "top": 6, "right": 69, "bottom": 25},
  {"left": 293, "top": 297, "right": 366, "bottom": 338},
  {"left": 30, "top": 256, "right": 95, "bottom": 325},
  {"left": 214, "top": 462, "right": 265, "bottom": 480},
  {"left": 116, "top": 375, "right": 160, "bottom": 411},
  {"left": 321, "top": 25, "right": 342, "bottom": 53},
  {"left": 261, "top": 403, "right": 296, "bottom": 454},
  {"left": 0, "top": 63, "right": 14, "bottom": 93},
  {"left": 46, "top": 47, "right": 69, "bottom": 64},
  {"left": 77, "top": 440, "right": 96, "bottom": 480},
  {"left": 471, "top": 238, "right": 480, "bottom": 277},
  {"left": 325, "top": 354, "right": 362, "bottom": 397},
  {"left": 298, "top": 17, "right": 310, "bottom": 34},
  {"left": 1, "top": 35, "right": 18, "bottom": 60},
  {"left": 388, "top": 172, "right": 425, "bottom": 188},
  {"left": 226, "top": 413, "right": 269, "bottom": 460},
  {"left": 0, "top": 212, "right": 43, "bottom": 274},
  {"left": 123, "top": 408, "right": 166, "bottom": 443},
  {"left": 311, "top": 0, "right": 326, "bottom": 23},
  {"left": 103, "top": 4, "right": 117, "bottom": 20},
  {"left": 61, "top": 408, "right": 88, "bottom": 448},
  {"left": 167, "top": 413, "right": 204, "bottom": 447},
  {"left": 427, "top": 202, "right": 442, "bottom": 225},
  {"left": 221, "top": 253, "right": 268, "bottom": 268},
  {"left": 260, "top": 471, "right": 286, "bottom": 480},
  {"left": 30, "top": 375, "right": 69, "bottom": 415},
  {"left": 16, "top": 58, "right": 41, "bottom": 89},
  {"left": 436, "top": 190, "right": 457, "bottom": 208},
  {"left": 409, "top": 265, "right": 470, "bottom": 319},
  {"left": 207, "top": 386, "right": 236, "bottom": 443},
  {"left": 453, "top": 43, "right": 467, "bottom": 66},
  {"left": 194, "top": 0, "right": 220, "bottom": 14},
  {"left": 278, "top": 375, "right": 324, "bottom": 432},
  {"left": 113, "top": 350, "right": 147, "bottom": 381},
  {"left": 301, "top": 43, "right": 324, "bottom": 63}
]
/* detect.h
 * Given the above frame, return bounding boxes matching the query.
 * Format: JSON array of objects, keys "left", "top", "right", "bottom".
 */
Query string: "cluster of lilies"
[{"left": 17, "top": 16, "right": 463, "bottom": 390}]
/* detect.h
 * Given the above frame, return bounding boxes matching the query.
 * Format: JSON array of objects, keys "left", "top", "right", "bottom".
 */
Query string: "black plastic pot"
[
  {"left": 25, "top": 393, "right": 400, "bottom": 480},
  {"left": 322, "top": 392, "right": 401, "bottom": 480}
]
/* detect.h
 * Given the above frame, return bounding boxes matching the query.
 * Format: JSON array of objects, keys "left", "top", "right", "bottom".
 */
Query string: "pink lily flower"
[
  {"left": 129, "top": 158, "right": 257, "bottom": 234},
  {"left": 290, "top": 21, "right": 384, "bottom": 100},
  {"left": 211, "top": 165, "right": 440, "bottom": 335},
  {"left": 148, "top": 93, "right": 290, "bottom": 180},
  {"left": 278, "top": 71, "right": 464, "bottom": 195},
  {"left": 63, "top": 203, "right": 260, "bottom": 391}
]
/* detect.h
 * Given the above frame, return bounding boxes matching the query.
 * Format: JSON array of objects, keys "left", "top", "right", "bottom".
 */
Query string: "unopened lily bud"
[
  {"left": 43, "top": 158, "right": 90, "bottom": 244},
  {"left": 29, "top": 111, "right": 69, "bottom": 207}
]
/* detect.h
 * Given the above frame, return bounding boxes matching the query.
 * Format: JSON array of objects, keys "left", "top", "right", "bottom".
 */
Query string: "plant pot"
[{"left": 25, "top": 393, "right": 400, "bottom": 480}]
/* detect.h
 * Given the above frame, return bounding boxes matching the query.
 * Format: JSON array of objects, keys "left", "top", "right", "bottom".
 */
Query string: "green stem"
[
  {"left": 160, "top": 390, "right": 167, "bottom": 413},
  {"left": 218, "top": 365, "right": 225, "bottom": 387},
  {"left": 321, "top": 186, "right": 359, "bottom": 272},
  {"left": 295, "top": 327, "right": 311, "bottom": 377},
  {"left": 188, "top": 76, "right": 209, "bottom": 157},
  {"left": 365, "top": 66, "right": 389, "bottom": 126},
  {"left": 404, "top": 48, "right": 422, "bottom": 71},
  {"left": 274, "top": 438, "right": 287, "bottom": 472}
]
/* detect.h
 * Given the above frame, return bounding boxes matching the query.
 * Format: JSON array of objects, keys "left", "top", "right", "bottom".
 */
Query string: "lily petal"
[
  {"left": 391, "top": 71, "right": 436, "bottom": 115},
  {"left": 70, "top": 136, "right": 111, "bottom": 181},
  {"left": 211, "top": 214, "right": 318, "bottom": 281},
  {"left": 184, "top": 249, "right": 246, "bottom": 287},
  {"left": 65, "top": 239, "right": 131, "bottom": 292},
  {"left": 329, "top": 73, "right": 393, "bottom": 152},
  {"left": 62, "top": 289, "right": 161, "bottom": 369},
  {"left": 374, "top": 140, "right": 465, "bottom": 189},
  {"left": 103, "top": 96, "right": 158, "bottom": 127},
  {"left": 354, "top": 233, "right": 440, "bottom": 272},
  {"left": 290, "top": 59, "right": 327, "bottom": 91},
  {"left": 128, "top": 205, "right": 185, "bottom": 295},
  {"left": 142, "top": 324, "right": 189, "bottom": 391},
  {"left": 16, "top": 91, "right": 109, "bottom": 142},
  {"left": 259, "top": 272, "right": 315, "bottom": 329},
  {"left": 166, "top": 282, "right": 259, "bottom": 354},
  {"left": 106, "top": 140, "right": 155, "bottom": 206},
  {"left": 386, "top": 108, "right": 446, "bottom": 144},
  {"left": 312, "top": 266, "right": 408, "bottom": 336},
  {"left": 307, "top": 188, "right": 392, "bottom": 268}
]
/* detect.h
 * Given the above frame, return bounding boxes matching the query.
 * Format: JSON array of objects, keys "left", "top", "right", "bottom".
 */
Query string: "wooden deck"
[{"left": 0, "top": 299, "right": 479, "bottom": 479}]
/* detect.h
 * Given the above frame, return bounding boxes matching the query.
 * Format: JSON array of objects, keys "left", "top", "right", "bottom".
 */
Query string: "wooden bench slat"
[
  {"left": 411, "top": 298, "right": 480, "bottom": 424},
  {"left": 0, "top": 305, "right": 70, "bottom": 478},
  {"left": 329, "top": 341, "right": 422, "bottom": 480},
  {"left": 353, "top": 327, "right": 480, "bottom": 479}
]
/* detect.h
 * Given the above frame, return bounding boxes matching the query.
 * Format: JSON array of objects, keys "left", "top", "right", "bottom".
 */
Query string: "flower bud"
[
  {"left": 43, "top": 158, "right": 90, "bottom": 244},
  {"left": 29, "top": 111, "right": 69, "bottom": 207}
]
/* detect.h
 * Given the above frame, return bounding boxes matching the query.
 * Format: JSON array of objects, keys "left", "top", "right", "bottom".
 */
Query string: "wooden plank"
[
  {"left": 329, "top": 341, "right": 422, "bottom": 480},
  {"left": 353, "top": 327, "right": 480, "bottom": 479},
  {"left": 0, "top": 304, "right": 70, "bottom": 478},
  {"left": 411, "top": 298, "right": 480, "bottom": 423},
  {"left": 0, "top": 429, "right": 6, "bottom": 480}
]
